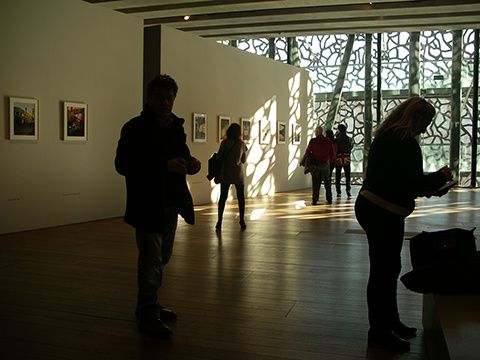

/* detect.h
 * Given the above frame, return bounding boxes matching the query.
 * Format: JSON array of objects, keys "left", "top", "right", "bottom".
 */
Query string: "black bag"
[
  {"left": 409, "top": 227, "right": 477, "bottom": 269},
  {"left": 401, "top": 251, "right": 480, "bottom": 294},
  {"left": 400, "top": 227, "right": 479, "bottom": 294},
  {"left": 304, "top": 154, "right": 328, "bottom": 174},
  {"left": 206, "top": 152, "right": 222, "bottom": 183}
]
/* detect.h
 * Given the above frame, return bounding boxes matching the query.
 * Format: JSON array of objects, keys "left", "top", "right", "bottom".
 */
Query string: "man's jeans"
[{"left": 135, "top": 207, "right": 178, "bottom": 315}]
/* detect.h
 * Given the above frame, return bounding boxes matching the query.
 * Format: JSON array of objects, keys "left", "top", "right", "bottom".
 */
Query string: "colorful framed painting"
[
  {"left": 218, "top": 115, "right": 230, "bottom": 142},
  {"left": 64, "top": 101, "right": 87, "bottom": 141},
  {"left": 260, "top": 119, "right": 271, "bottom": 145},
  {"left": 193, "top": 113, "right": 207, "bottom": 142},
  {"left": 277, "top": 122, "right": 286, "bottom": 144},
  {"left": 292, "top": 124, "right": 301, "bottom": 144},
  {"left": 241, "top": 117, "right": 251, "bottom": 142},
  {"left": 9, "top": 96, "right": 39, "bottom": 140}
]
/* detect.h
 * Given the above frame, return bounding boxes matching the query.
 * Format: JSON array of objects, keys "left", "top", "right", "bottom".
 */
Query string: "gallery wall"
[
  {"left": 0, "top": 2, "right": 314, "bottom": 235},
  {"left": 0, "top": 0, "right": 143, "bottom": 234},
  {"left": 157, "top": 26, "right": 313, "bottom": 205}
]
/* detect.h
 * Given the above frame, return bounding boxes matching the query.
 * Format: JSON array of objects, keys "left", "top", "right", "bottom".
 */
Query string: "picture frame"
[
  {"left": 241, "top": 117, "right": 251, "bottom": 142},
  {"left": 260, "top": 119, "right": 271, "bottom": 145},
  {"left": 277, "top": 122, "right": 286, "bottom": 144},
  {"left": 218, "top": 115, "right": 230, "bottom": 142},
  {"left": 9, "top": 96, "right": 39, "bottom": 140},
  {"left": 292, "top": 124, "right": 301, "bottom": 144},
  {"left": 193, "top": 113, "right": 207, "bottom": 142},
  {"left": 64, "top": 101, "right": 87, "bottom": 141}
]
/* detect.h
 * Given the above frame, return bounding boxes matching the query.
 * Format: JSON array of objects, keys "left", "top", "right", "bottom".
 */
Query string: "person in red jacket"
[{"left": 300, "top": 126, "right": 336, "bottom": 205}]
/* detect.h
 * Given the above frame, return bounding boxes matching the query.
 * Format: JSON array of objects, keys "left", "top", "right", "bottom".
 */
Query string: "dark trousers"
[
  {"left": 335, "top": 164, "right": 351, "bottom": 195},
  {"left": 355, "top": 195, "right": 405, "bottom": 330},
  {"left": 135, "top": 207, "right": 178, "bottom": 315},
  {"left": 311, "top": 165, "right": 332, "bottom": 203},
  {"left": 218, "top": 183, "right": 245, "bottom": 222}
]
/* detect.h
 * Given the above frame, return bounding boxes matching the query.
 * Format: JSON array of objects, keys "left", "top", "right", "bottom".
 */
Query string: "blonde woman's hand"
[{"left": 439, "top": 166, "right": 453, "bottom": 181}]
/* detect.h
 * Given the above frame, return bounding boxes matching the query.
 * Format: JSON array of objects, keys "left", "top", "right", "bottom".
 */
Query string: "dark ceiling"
[{"left": 83, "top": 0, "right": 480, "bottom": 40}]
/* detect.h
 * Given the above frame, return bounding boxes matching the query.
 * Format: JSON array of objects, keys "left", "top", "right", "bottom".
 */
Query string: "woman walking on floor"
[{"left": 215, "top": 123, "right": 248, "bottom": 231}]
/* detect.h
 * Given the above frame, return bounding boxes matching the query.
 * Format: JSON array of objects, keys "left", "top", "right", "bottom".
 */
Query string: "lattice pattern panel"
[
  {"left": 237, "top": 38, "right": 269, "bottom": 56},
  {"left": 274, "top": 37, "right": 288, "bottom": 63},
  {"left": 421, "top": 31, "right": 453, "bottom": 89}
]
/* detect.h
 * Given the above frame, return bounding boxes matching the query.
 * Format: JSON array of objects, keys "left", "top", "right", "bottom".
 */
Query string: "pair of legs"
[
  {"left": 217, "top": 183, "right": 246, "bottom": 229},
  {"left": 311, "top": 165, "right": 332, "bottom": 204},
  {"left": 355, "top": 195, "right": 414, "bottom": 351},
  {"left": 135, "top": 207, "right": 178, "bottom": 317},
  {"left": 335, "top": 164, "right": 351, "bottom": 197}
]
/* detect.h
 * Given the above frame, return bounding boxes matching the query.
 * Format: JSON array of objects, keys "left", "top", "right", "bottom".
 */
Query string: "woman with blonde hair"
[
  {"left": 355, "top": 97, "right": 453, "bottom": 352},
  {"left": 215, "top": 123, "right": 248, "bottom": 230}
]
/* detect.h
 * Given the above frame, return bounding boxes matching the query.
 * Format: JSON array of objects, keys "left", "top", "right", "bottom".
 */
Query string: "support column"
[
  {"left": 268, "top": 38, "right": 275, "bottom": 59},
  {"left": 450, "top": 30, "right": 462, "bottom": 180},
  {"left": 325, "top": 34, "right": 355, "bottom": 130},
  {"left": 471, "top": 29, "right": 479, "bottom": 187},
  {"left": 376, "top": 33, "right": 382, "bottom": 126},
  {"left": 287, "top": 37, "right": 300, "bottom": 66},
  {"left": 409, "top": 32, "right": 421, "bottom": 97},
  {"left": 363, "top": 34, "right": 373, "bottom": 177}
]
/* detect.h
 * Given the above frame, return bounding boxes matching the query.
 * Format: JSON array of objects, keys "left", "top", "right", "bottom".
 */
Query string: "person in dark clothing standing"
[
  {"left": 300, "top": 126, "right": 336, "bottom": 205},
  {"left": 325, "top": 129, "right": 336, "bottom": 178},
  {"left": 215, "top": 123, "right": 248, "bottom": 231},
  {"left": 115, "top": 75, "right": 201, "bottom": 339},
  {"left": 335, "top": 124, "right": 352, "bottom": 199},
  {"left": 355, "top": 97, "right": 453, "bottom": 352}
]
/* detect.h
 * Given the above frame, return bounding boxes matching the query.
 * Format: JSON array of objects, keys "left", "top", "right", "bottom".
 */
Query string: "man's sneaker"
[
  {"left": 159, "top": 306, "right": 178, "bottom": 321},
  {"left": 137, "top": 316, "right": 172, "bottom": 339}
]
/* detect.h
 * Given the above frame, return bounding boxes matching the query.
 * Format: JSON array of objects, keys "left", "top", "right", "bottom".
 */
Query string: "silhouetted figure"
[
  {"left": 215, "top": 123, "right": 248, "bottom": 230},
  {"left": 115, "top": 75, "right": 201, "bottom": 339},
  {"left": 325, "top": 129, "right": 336, "bottom": 178},
  {"left": 300, "top": 126, "right": 336, "bottom": 205},
  {"left": 334, "top": 124, "right": 352, "bottom": 199},
  {"left": 355, "top": 97, "right": 453, "bottom": 352}
]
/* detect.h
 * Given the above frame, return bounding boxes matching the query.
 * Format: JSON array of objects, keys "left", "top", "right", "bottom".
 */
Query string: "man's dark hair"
[
  {"left": 147, "top": 74, "right": 178, "bottom": 98},
  {"left": 337, "top": 124, "right": 347, "bottom": 133}
]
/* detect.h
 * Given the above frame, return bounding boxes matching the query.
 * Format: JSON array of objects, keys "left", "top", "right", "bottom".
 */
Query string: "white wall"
[
  {"left": 0, "top": 3, "right": 314, "bottom": 234},
  {"left": 0, "top": 0, "right": 143, "bottom": 234},
  {"left": 159, "top": 26, "right": 313, "bottom": 205}
]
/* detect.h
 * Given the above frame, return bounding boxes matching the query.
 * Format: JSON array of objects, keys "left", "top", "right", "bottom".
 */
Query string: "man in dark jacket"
[
  {"left": 115, "top": 74, "right": 201, "bottom": 339},
  {"left": 335, "top": 124, "right": 353, "bottom": 199}
]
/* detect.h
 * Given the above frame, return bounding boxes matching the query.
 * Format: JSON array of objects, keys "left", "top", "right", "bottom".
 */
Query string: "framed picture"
[
  {"left": 193, "top": 113, "right": 207, "bottom": 142},
  {"left": 241, "top": 117, "right": 251, "bottom": 142},
  {"left": 218, "top": 115, "right": 230, "bottom": 142},
  {"left": 9, "top": 96, "right": 39, "bottom": 140},
  {"left": 292, "top": 124, "right": 301, "bottom": 144},
  {"left": 277, "top": 122, "right": 286, "bottom": 144},
  {"left": 64, "top": 101, "right": 87, "bottom": 141},
  {"left": 259, "top": 119, "right": 271, "bottom": 145}
]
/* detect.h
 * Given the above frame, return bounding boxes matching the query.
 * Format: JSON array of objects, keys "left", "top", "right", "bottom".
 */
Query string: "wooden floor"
[{"left": 1, "top": 186, "right": 479, "bottom": 360}]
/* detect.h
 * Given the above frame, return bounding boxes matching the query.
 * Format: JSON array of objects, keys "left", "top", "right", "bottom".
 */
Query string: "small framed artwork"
[
  {"left": 277, "top": 122, "right": 286, "bottom": 144},
  {"left": 9, "top": 96, "right": 39, "bottom": 140},
  {"left": 241, "top": 117, "right": 251, "bottom": 142},
  {"left": 193, "top": 113, "right": 207, "bottom": 142},
  {"left": 259, "top": 119, "right": 271, "bottom": 145},
  {"left": 292, "top": 124, "right": 301, "bottom": 144},
  {"left": 218, "top": 115, "right": 230, "bottom": 142},
  {"left": 64, "top": 101, "right": 87, "bottom": 141}
]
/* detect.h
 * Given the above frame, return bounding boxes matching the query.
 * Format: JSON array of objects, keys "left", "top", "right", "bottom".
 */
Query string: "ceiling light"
[{"left": 183, "top": 15, "right": 190, "bottom": 20}]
